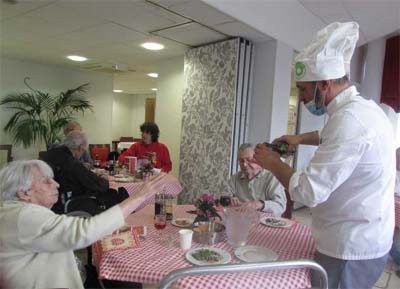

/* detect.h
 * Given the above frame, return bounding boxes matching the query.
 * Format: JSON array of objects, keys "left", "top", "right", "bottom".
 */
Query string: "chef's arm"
[
  {"left": 297, "top": 130, "right": 320, "bottom": 146},
  {"left": 266, "top": 158, "right": 294, "bottom": 191}
]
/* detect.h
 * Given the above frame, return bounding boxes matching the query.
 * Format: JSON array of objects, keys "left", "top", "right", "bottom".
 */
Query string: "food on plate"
[
  {"left": 175, "top": 219, "right": 191, "bottom": 226},
  {"left": 191, "top": 249, "right": 222, "bottom": 263},
  {"left": 264, "top": 217, "right": 286, "bottom": 226}
]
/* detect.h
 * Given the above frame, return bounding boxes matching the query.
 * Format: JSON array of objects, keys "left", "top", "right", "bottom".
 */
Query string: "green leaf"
[{"left": 0, "top": 79, "right": 93, "bottom": 148}]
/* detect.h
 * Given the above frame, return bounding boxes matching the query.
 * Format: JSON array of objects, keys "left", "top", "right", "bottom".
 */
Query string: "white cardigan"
[{"left": 0, "top": 200, "right": 125, "bottom": 289}]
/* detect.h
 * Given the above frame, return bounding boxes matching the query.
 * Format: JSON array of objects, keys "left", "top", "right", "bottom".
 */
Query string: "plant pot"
[{"left": 192, "top": 221, "right": 225, "bottom": 245}]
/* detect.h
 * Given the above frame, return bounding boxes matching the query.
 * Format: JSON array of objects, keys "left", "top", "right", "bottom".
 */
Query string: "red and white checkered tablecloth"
[
  {"left": 109, "top": 177, "right": 182, "bottom": 211},
  {"left": 94, "top": 205, "right": 315, "bottom": 289},
  {"left": 395, "top": 196, "right": 400, "bottom": 229}
]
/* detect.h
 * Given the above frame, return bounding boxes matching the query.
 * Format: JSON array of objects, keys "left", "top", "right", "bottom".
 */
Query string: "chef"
[{"left": 254, "top": 22, "right": 395, "bottom": 289}]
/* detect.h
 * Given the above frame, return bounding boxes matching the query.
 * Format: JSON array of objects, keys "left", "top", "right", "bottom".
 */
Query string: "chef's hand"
[
  {"left": 254, "top": 143, "right": 281, "bottom": 170},
  {"left": 273, "top": 134, "right": 300, "bottom": 155},
  {"left": 245, "top": 200, "right": 264, "bottom": 211}
]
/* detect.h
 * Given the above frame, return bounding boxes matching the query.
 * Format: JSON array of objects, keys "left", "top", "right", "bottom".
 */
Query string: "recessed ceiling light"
[
  {"left": 151, "top": 88, "right": 158, "bottom": 91},
  {"left": 147, "top": 73, "right": 158, "bottom": 78},
  {"left": 67, "top": 55, "right": 88, "bottom": 62},
  {"left": 113, "top": 89, "right": 123, "bottom": 93},
  {"left": 141, "top": 42, "right": 164, "bottom": 51}
]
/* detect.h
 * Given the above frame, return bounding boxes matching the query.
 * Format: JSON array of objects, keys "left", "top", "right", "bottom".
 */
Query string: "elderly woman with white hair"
[{"left": 0, "top": 160, "right": 170, "bottom": 289}]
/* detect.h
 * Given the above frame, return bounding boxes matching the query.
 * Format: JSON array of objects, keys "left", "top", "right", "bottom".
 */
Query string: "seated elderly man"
[
  {"left": 228, "top": 143, "right": 286, "bottom": 216},
  {"left": 50, "top": 121, "right": 93, "bottom": 167},
  {"left": 40, "top": 131, "right": 118, "bottom": 214},
  {"left": 0, "top": 160, "right": 170, "bottom": 289}
]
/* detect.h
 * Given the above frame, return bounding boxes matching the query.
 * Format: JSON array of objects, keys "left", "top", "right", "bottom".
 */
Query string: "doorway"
[{"left": 145, "top": 98, "right": 156, "bottom": 122}]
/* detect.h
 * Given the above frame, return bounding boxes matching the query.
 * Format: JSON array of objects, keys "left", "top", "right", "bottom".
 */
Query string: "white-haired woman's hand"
[{"left": 118, "top": 173, "right": 178, "bottom": 217}]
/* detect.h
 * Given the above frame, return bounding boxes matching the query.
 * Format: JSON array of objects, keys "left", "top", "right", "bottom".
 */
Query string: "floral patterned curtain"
[{"left": 179, "top": 39, "right": 239, "bottom": 203}]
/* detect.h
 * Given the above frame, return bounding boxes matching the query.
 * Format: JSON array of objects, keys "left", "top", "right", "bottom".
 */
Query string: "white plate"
[
  {"left": 186, "top": 247, "right": 231, "bottom": 266},
  {"left": 114, "top": 174, "right": 128, "bottom": 178},
  {"left": 234, "top": 245, "right": 278, "bottom": 263},
  {"left": 113, "top": 177, "right": 134, "bottom": 183},
  {"left": 171, "top": 218, "right": 194, "bottom": 228},
  {"left": 260, "top": 217, "right": 293, "bottom": 228},
  {"left": 152, "top": 168, "right": 161, "bottom": 174}
]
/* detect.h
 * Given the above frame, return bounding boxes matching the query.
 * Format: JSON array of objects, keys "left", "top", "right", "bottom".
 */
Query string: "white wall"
[
  {"left": 248, "top": 40, "right": 293, "bottom": 145},
  {"left": 131, "top": 94, "right": 152, "bottom": 138},
  {"left": 155, "top": 56, "right": 184, "bottom": 177},
  {"left": 112, "top": 93, "right": 134, "bottom": 141},
  {"left": 359, "top": 37, "right": 386, "bottom": 103},
  {"left": 248, "top": 40, "right": 276, "bottom": 144},
  {"left": 269, "top": 41, "right": 294, "bottom": 140},
  {"left": 0, "top": 57, "right": 113, "bottom": 159}
]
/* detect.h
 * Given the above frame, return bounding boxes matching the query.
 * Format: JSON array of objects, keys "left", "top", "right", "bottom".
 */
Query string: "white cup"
[{"left": 179, "top": 229, "right": 193, "bottom": 250}]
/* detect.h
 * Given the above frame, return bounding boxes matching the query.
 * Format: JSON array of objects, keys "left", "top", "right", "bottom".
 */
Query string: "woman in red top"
[{"left": 119, "top": 122, "right": 172, "bottom": 173}]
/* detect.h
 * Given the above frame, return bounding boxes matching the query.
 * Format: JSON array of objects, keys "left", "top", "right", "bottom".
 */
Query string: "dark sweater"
[{"left": 40, "top": 146, "right": 109, "bottom": 211}]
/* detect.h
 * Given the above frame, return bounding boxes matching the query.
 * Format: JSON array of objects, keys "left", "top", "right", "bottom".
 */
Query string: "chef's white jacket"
[{"left": 289, "top": 86, "right": 395, "bottom": 260}]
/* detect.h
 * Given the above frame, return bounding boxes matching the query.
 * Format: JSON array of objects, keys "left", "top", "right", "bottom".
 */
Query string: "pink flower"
[{"left": 193, "top": 193, "right": 220, "bottom": 222}]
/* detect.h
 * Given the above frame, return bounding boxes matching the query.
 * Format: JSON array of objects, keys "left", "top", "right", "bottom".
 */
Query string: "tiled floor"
[{"left": 293, "top": 207, "right": 400, "bottom": 289}]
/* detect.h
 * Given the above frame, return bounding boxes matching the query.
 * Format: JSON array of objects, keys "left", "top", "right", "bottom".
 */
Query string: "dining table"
[
  {"left": 108, "top": 174, "right": 183, "bottom": 211},
  {"left": 93, "top": 205, "right": 316, "bottom": 289}
]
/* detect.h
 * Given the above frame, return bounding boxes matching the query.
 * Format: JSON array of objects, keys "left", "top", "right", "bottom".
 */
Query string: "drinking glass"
[
  {"left": 154, "top": 214, "right": 167, "bottom": 241},
  {"left": 220, "top": 195, "right": 232, "bottom": 207}
]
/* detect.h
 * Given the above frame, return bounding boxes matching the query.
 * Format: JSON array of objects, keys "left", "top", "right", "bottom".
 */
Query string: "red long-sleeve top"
[{"left": 118, "top": 141, "right": 172, "bottom": 173}]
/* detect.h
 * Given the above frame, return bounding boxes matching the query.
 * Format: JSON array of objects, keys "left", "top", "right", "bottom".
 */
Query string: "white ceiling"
[
  {"left": 0, "top": 0, "right": 270, "bottom": 94},
  {"left": 204, "top": 0, "right": 400, "bottom": 51},
  {"left": 1, "top": 0, "right": 399, "bottom": 94}
]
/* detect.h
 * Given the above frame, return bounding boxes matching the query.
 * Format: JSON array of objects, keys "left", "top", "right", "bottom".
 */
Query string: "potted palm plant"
[{"left": 0, "top": 77, "right": 93, "bottom": 149}]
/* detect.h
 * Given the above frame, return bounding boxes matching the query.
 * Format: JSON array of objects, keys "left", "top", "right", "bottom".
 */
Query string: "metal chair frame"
[{"left": 158, "top": 259, "right": 328, "bottom": 289}]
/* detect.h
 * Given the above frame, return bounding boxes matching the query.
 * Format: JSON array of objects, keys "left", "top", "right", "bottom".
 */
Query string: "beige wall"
[
  {"left": 131, "top": 94, "right": 151, "bottom": 138},
  {"left": 111, "top": 93, "right": 155, "bottom": 141},
  {"left": 155, "top": 56, "right": 184, "bottom": 177},
  {"left": 1, "top": 56, "right": 182, "bottom": 162},
  {"left": 112, "top": 93, "right": 134, "bottom": 141}
]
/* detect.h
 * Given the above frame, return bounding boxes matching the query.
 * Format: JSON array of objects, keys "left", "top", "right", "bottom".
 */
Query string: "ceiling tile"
[
  {"left": 68, "top": 0, "right": 189, "bottom": 33},
  {"left": 22, "top": 1, "right": 107, "bottom": 36},
  {"left": 299, "top": 1, "right": 352, "bottom": 24},
  {"left": 213, "top": 21, "right": 272, "bottom": 43},
  {"left": 154, "top": 0, "right": 235, "bottom": 26},
  {"left": 50, "top": 22, "right": 149, "bottom": 51},
  {"left": 0, "top": 0, "right": 55, "bottom": 21},
  {"left": 153, "top": 22, "right": 227, "bottom": 46}
]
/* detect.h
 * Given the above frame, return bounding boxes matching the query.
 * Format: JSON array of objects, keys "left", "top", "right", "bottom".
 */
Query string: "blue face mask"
[{"left": 305, "top": 84, "right": 326, "bottom": 116}]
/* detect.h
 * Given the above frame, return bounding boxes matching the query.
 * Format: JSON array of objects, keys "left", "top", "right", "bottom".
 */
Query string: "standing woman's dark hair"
[{"left": 140, "top": 122, "right": 159, "bottom": 142}]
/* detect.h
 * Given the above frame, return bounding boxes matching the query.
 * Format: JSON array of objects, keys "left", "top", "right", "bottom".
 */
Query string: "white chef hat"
[{"left": 294, "top": 22, "right": 359, "bottom": 82}]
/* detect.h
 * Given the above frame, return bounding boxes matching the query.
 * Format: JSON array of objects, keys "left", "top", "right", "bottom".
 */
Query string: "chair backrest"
[
  {"left": 89, "top": 144, "right": 111, "bottom": 162},
  {"left": 38, "top": 150, "right": 47, "bottom": 160},
  {"left": 120, "top": 136, "right": 134, "bottom": 142},
  {"left": 158, "top": 259, "right": 328, "bottom": 289},
  {"left": 0, "top": 145, "right": 12, "bottom": 169}
]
